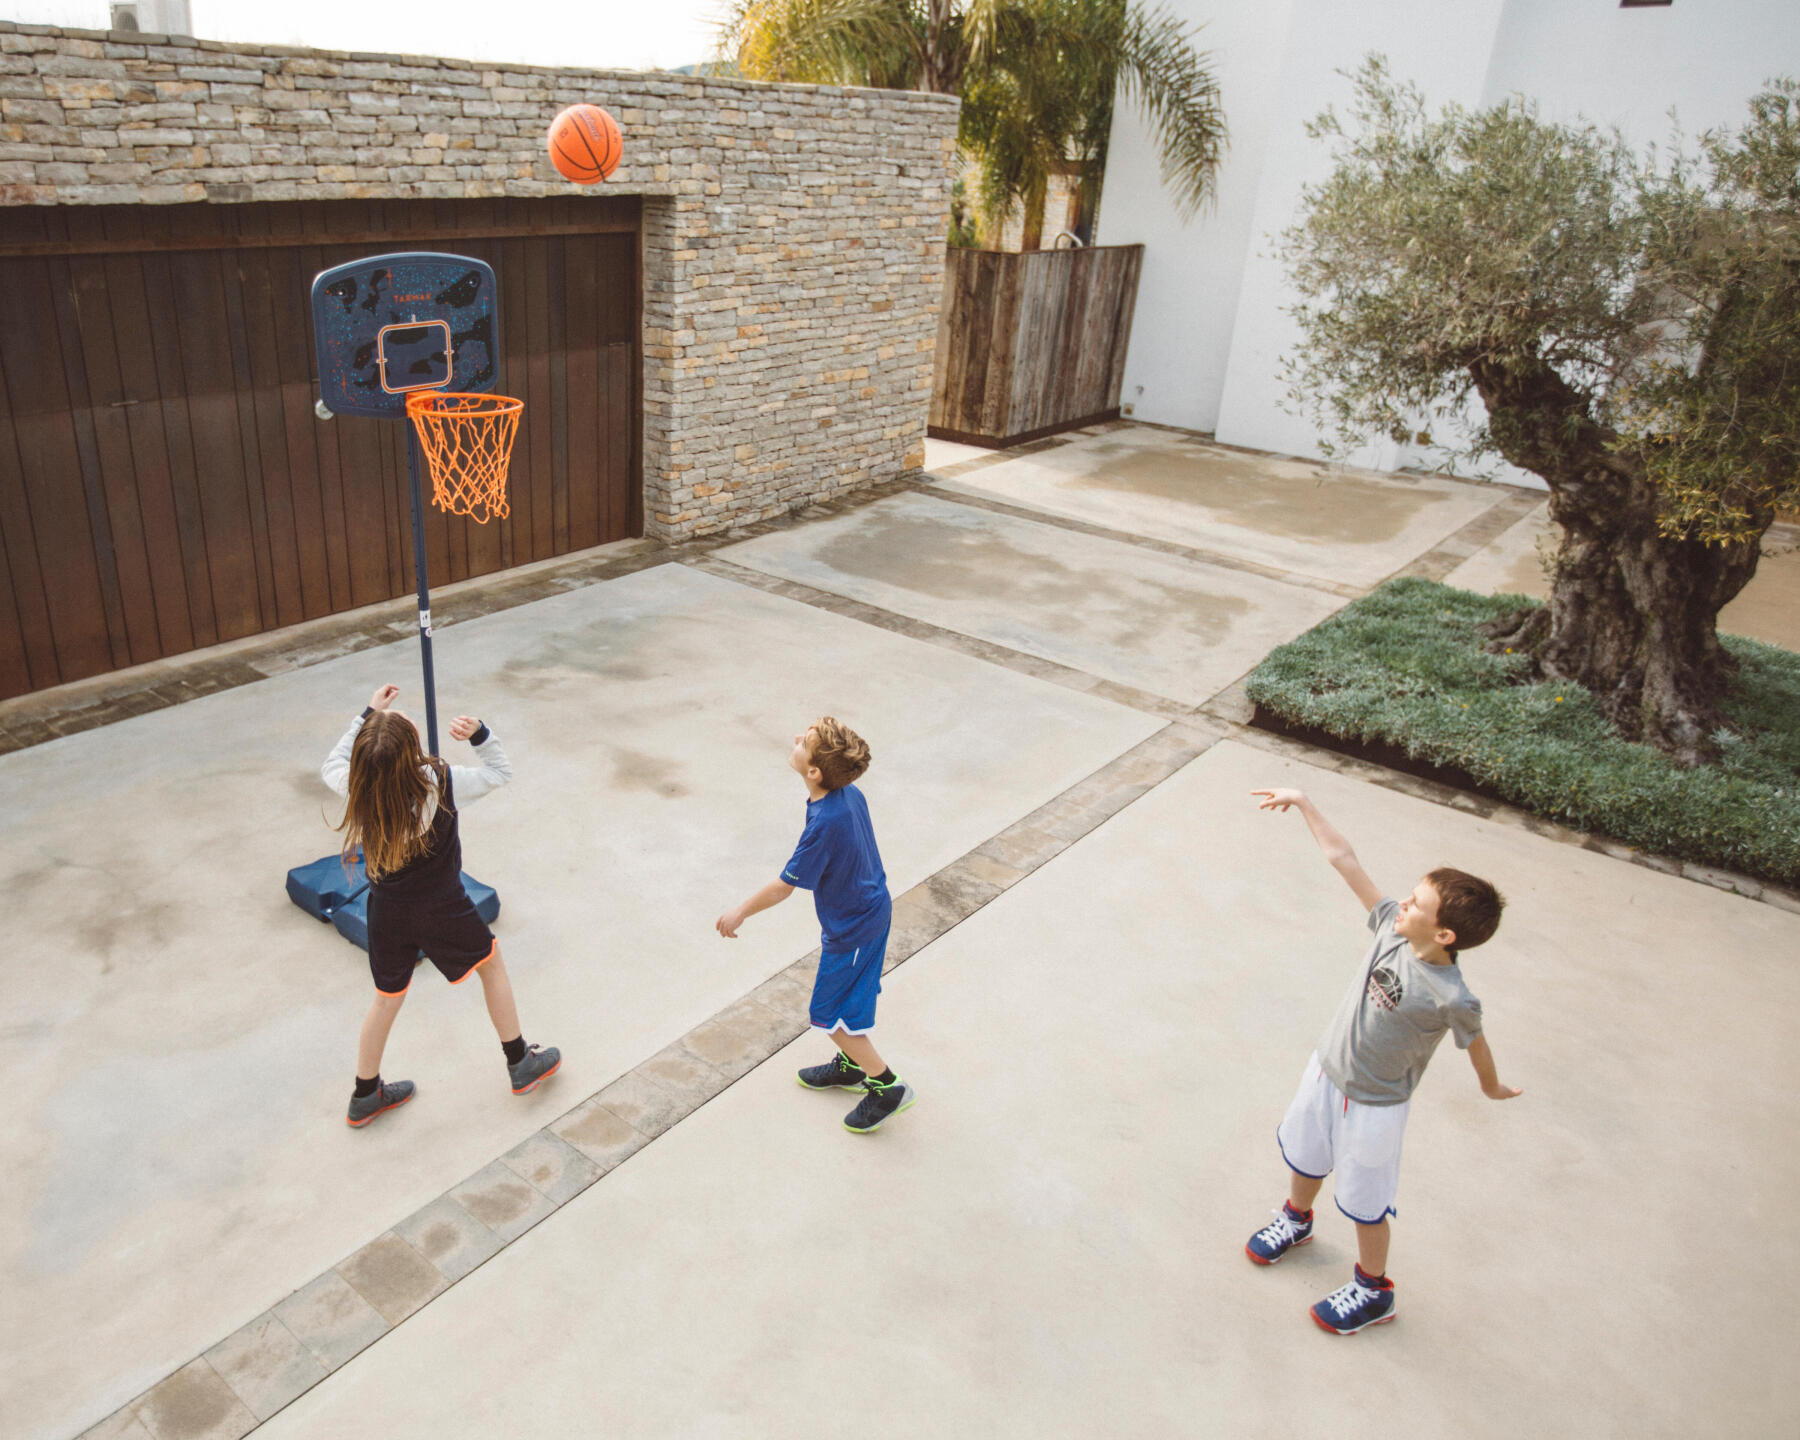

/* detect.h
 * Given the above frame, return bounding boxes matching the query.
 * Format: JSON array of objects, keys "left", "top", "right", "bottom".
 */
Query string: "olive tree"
[{"left": 1283, "top": 60, "right": 1800, "bottom": 765}]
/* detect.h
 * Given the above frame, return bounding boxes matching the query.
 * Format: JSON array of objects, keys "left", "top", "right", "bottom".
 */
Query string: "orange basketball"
[{"left": 547, "top": 104, "right": 622, "bottom": 185}]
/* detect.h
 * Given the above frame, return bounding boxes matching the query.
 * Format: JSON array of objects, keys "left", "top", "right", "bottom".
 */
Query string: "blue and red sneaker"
[
  {"left": 1245, "top": 1202, "right": 1314, "bottom": 1264},
  {"left": 1310, "top": 1265, "right": 1396, "bottom": 1334}
]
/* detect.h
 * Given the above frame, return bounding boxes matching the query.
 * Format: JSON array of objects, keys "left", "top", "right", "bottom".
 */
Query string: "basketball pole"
[{"left": 404, "top": 427, "right": 442, "bottom": 758}]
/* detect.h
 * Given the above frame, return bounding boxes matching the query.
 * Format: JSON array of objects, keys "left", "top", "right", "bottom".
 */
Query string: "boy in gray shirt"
[{"left": 1245, "top": 787, "right": 1521, "bottom": 1334}]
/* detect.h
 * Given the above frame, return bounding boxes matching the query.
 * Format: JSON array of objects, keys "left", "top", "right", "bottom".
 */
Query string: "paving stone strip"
[
  {"left": 1395, "top": 488, "right": 1547, "bottom": 582},
  {"left": 77, "top": 718, "right": 1226, "bottom": 1440}
]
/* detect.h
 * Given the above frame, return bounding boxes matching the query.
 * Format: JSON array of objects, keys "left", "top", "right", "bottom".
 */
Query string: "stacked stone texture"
[{"left": 0, "top": 22, "right": 958, "bottom": 539}]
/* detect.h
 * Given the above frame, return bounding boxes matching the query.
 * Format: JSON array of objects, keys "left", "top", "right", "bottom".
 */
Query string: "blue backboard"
[{"left": 311, "top": 252, "right": 499, "bottom": 419}]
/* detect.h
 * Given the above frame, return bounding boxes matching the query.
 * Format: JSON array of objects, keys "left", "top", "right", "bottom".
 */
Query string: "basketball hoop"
[{"left": 405, "top": 391, "right": 523, "bottom": 524}]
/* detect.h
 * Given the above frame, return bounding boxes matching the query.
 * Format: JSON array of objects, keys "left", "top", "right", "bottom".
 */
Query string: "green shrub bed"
[{"left": 1244, "top": 577, "right": 1800, "bottom": 887}]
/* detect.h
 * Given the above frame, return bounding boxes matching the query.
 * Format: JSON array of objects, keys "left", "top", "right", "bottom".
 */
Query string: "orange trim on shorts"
[
  {"left": 375, "top": 983, "right": 411, "bottom": 997},
  {"left": 448, "top": 938, "right": 499, "bottom": 985}
]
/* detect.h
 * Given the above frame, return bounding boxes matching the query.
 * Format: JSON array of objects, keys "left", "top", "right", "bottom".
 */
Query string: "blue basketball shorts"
[{"left": 808, "top": 922, "right": 890, "bottom": 1035}]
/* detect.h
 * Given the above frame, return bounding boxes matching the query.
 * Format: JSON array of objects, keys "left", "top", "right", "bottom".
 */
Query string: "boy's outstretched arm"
[
  {"left": 717, "top": 879, "right": 793, "bottom": 938},
  {"left": 1251, "top": 788, "right": 1384, "bottom": 912},
  {"left": 1466, "top": 1034, "right": 1522, "bottom": 1099}
]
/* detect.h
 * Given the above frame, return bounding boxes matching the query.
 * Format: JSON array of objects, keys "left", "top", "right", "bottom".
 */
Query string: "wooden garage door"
[{"left": 0, "top": 196, "right": 641, "bottom": 701}]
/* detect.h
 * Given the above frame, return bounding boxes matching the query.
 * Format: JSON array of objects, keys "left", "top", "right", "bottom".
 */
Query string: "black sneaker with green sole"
[
  {"left": 844, "top": 1079, "right": 915, "bottom": 1133},
  {"left": 797, "top": 1052, "right": 868, "bottom": 1090}
]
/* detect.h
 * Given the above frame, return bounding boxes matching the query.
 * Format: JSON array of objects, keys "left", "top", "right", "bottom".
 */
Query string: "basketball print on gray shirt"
[{"left": 1367, "top": 955, "right": 1403, "bottom": 1012}]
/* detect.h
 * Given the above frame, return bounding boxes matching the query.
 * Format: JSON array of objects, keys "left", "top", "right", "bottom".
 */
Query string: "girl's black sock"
[
  {"left": 869, "top": 1068, "right": 896, "bottom": 1087},
  {"left": 502, "top": 1035, "right": 527, "bottom": 1066},
  {"left": 354, "top": 1074, "right": 380, "bottom": 1098}
]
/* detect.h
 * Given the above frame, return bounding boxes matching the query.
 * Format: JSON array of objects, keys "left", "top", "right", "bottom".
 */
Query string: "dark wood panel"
[
  {"left": 547, "top": 234, "right": 571, "bottom": 554},
  {"left": 139, "top": 250, "right": 222, "bottom": 649},
  {"left": 264, "top": 242, "right": 335, "bottom": 618},
  {"left": 0, "top": 398, "right": 58, "bottom": 694},
  {"left": 0, "top": 502, "right": 29, "bottom": 700},
  {"left": 0, "top": 197, "right": 642, "bottom": 700},
  {"left": 103, "top": 251, "right": 198, "bottom": 656},
  {"left": 0, "top": 258, "right": 116, "bottom": 685},
  {"left": 523, "top": 233, "right": 555, "bottom": 562},
  {"left": 234, "top": 247, "right": 308, "bottom": 627},
  {"left": 929, "top": 245, "right": 1143, "bottom": 448},
  {"left": 65, "top": 254, "right": 162, "bottom": 665},
  {"left": 216, "top": 247, "right": 285, "bottom": 629},
  {"left": 165, "top": 249, "right": 264, "bottom": 641}
]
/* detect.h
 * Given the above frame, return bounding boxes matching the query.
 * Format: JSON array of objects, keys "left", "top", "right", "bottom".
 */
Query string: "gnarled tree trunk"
[{"left": 1469, "top": 359, "right": 1767, "bottom": 766}]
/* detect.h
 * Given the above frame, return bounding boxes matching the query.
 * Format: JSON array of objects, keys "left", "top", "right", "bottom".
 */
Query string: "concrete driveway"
[{"left": 3, "top": 424, "right": 1793, "bottom": 1440}]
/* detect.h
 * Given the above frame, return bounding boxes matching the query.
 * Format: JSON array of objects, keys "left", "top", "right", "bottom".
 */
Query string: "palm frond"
[
  {"left": 1113, "top": 2, "right": 1226, "bottom": 217},
  {"left": 721, "top": 0, "right": 924, "bottom": 89}
]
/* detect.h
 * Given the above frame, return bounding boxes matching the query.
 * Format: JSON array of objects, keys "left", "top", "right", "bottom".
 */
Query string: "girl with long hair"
[{"left": 323, "top": 682, "right": 560, "bottom": 1127}]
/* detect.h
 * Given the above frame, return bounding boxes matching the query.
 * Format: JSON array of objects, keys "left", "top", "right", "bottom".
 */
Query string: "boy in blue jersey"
[{"left": 717, "top": 717, "right": 913, "bottom": 1133}]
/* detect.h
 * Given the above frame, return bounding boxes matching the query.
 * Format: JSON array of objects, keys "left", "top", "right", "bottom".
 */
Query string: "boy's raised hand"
[
  {"left": 448, "top": 715, "right": 482, "bottom": 743},
  {"left": 368, "top": 683, "right": 400, "bottom": 712},
  {"left": 1252, "top": 787, "right": 1305, "bottom": 812}
]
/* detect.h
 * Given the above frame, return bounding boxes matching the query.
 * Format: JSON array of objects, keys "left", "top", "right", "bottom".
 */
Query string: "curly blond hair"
[{"left": 809, "top": 716, "right": 871, "bottom": 791}]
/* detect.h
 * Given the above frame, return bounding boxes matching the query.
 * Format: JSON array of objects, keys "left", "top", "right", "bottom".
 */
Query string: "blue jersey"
[{"left": 781, "top": 783, "right": 891, "bottom": 949}]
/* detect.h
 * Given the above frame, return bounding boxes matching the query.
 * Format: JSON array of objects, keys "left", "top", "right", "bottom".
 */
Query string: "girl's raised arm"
[
  {"left": 321, "top": 715, "right": 365, "bottom": 798},
  {"left": 447, "top": 714, "right": 513, "bottom": 803},
  {"left": 322, "top": 685, "right": 399, "bottom": 797}
]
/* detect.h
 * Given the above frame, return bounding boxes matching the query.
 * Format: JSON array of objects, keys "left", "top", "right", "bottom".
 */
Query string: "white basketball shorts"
[{"left": 1276, "top": 1052, "right": 1410, "bottom": 1224}]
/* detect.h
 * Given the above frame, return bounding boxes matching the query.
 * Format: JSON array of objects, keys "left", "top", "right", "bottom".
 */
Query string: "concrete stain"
[
  {"left": 139, "top": 1365, "right": 240, "bottom": 1436},
  {"left": 560, "top": 1105, "right": 634, "bottom": 1149},
  {"left": 608, "top": 747, "right": 691, "bottom": 799},
  {"left": 13, "top": 849, "right": 180, "bottom": 970},
  {"left": 414, "top": 1220, "right": 462, "bottom": 1263},
  {"left": 811, "top": 509, "right": 1251, "bottom": 647},
  {"left": 494, "top": 612, "right": 693, "bottom": 696},
  {"left": 1065, "top": 449, "right": 1447, "bottom": 543},
  {"left": 458, "top": 1181, "right": 534, "bottom": 1228}
]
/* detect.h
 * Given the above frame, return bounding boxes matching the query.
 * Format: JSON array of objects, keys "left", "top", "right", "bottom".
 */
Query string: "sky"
[{"left": 0, "top": 0, "right": 732, "bottom": 72}]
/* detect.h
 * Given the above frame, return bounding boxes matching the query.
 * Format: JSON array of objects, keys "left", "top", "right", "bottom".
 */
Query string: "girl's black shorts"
[{"left": 367, "top": 893, "right": 496, "bottom": 995}]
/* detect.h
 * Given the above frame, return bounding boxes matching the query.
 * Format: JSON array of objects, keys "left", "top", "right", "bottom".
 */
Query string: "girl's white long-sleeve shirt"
[{"left": 321, "top": 714, "right": 513, "bottom": 827}]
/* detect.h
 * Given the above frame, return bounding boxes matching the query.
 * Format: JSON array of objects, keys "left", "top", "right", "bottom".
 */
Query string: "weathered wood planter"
[{"left": 929, "top": 244, "right": 1143, "bottom": 448}]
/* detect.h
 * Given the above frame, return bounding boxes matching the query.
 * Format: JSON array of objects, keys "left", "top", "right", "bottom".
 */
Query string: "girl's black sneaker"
[
  {"left": 509, "top": 1043, "right": 562, "bottom": 1095},
  {"left": 346, "top": 1079, "right": 415, "bottom": 1127}
]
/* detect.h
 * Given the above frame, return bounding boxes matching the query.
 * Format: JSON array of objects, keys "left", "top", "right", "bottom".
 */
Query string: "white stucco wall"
[
  {"left": 1104, "top": 0, "right": 1800, "bottom": 477},
  {"left": 1481, "top": 0, "right": 1800, "bottom": 139},
  {"left": 1099, "top": 2, "right": 1293, "bottom": 434},
  {"left": 1210, "top": 0, "right": 1507, "bottom": 469}
]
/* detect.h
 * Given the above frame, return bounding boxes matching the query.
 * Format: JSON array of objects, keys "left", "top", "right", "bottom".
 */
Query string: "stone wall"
[{"left": 0, "top": 22, "right": 960, "bottom": 540}]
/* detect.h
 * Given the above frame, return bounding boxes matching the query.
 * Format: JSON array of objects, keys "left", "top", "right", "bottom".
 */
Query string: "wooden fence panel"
[
  {"left": 929, "top": 243, "right": 1143, "bottom": 448},
  {"left": 0, "top": 197, "right": 642, "bottom": 701}
]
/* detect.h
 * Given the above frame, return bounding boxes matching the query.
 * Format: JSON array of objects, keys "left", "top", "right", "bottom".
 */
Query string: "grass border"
[{"left": 1243, "top": 578, "right": 1800, "bottom": 888}]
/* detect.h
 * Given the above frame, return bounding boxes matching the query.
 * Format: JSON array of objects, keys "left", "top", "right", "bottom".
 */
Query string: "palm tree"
[{"left": 721, "top": 0, "right": 1225, "bottom": 248}]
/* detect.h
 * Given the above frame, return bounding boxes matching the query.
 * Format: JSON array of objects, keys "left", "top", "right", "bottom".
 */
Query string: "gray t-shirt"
[{"left": 1317, "top": 898, "right": 1484, "bottom": 1106}]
